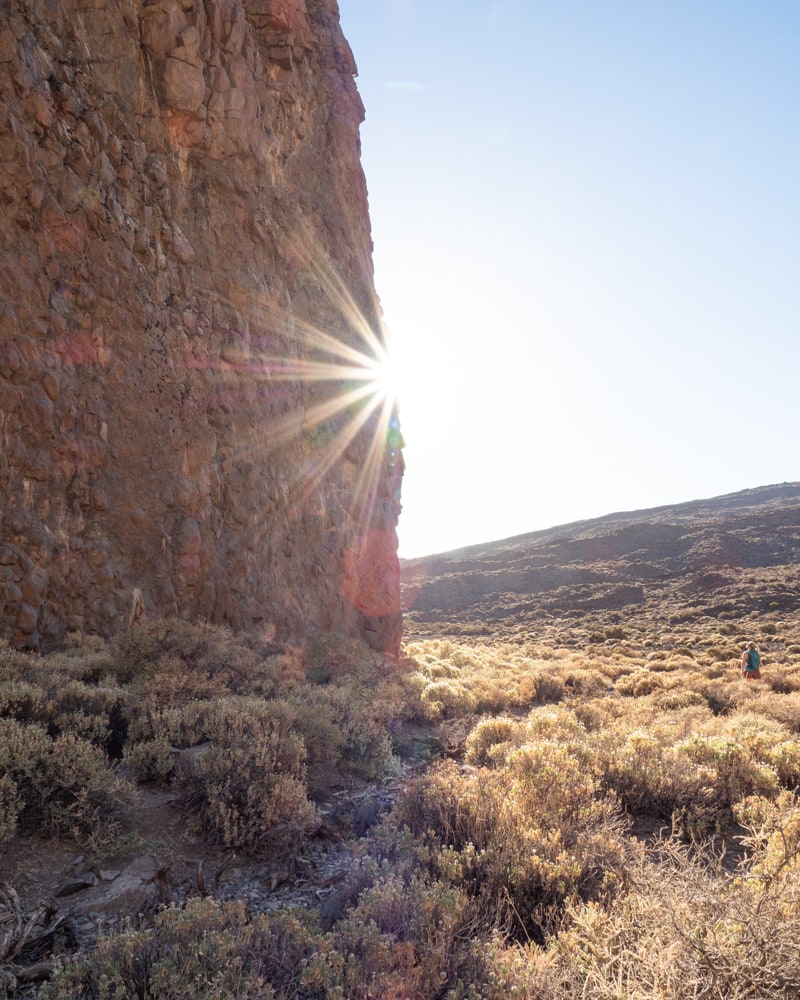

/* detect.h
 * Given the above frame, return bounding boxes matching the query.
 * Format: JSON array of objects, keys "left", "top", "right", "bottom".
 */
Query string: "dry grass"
[{"left": 5, "top": 606, "right": 800, "bottom": 998}]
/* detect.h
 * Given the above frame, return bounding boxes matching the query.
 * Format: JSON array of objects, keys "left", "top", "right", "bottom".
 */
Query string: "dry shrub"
[
  {"left": 705, "top": 645, "right": 735, "bottom": 662},
  {"left": 0, "top": 648, "right": 127, "bottom": 739},
  {"left": 592, "top": 657, "right": 636, "bottom": 682},
  {"left": 0, "top": 773, "right": 22, "bottom": 843},
  {"left": 112, "top": 620, "right": 279, "bottom": 697},
  {"left": 654, "top": 689, "right": 707, "bottom": 711},
  {"left": 392, "top": 749, "right": 628, "bottom": 943},
  {"left": 571, "top": 696, "right": 627, "bottom": 732},
  {"left": 698, "top": 679, "right": 738, "bottom": 715},
  {"left": 425, "top": 662, "right": 461, "bottom": 680},
  {"left": 183, "top": 740, "right": 315, "bottom": 851},
  {"left": 552, "top": 798, "right": 800, "bottom": 1000},
  {"left": 173, "top": 698, "right": 315, "bottom": 851},
  {"left": 615, "top": 669, "right": 668, "bottom": 697},
  {"left": 765, "top": 740, "right": 800, "bottom": 788},
  {"left": 675, "top": 734, "right": 779, "bottom": 809},
  {"left": 599, "top": 728, "right": 713, "bottom": 827},
  {"left": 465, "top": 717, "right": 519, "bottom": 766},
  {"left": 43, "top": 898, "right": 320, "bottom": 999},
  {"left": 765, "top": 669, "right": 800, "bottom": 694},
  {"left": 0, "top": 680, "right": 47, "bottom": 723},
  {"left": 561, "top": 667, "right": 609, "bottom": 697},
  {"left": 0, "top": 718, "right": 135, "bottom": 846},
  {"left": 420, "top": 679, "right": 478, "bottom": 719},
  {"left": 305, "top": 630, "right": 382, "bottom": 685},
  {"left": 123, "top": 736, "right": 174, "bottom": 784},
  {"left": 664, "top": 653, "right": 697, "bottom": 671},
  {"left": 312, "top": 873, "right": 480, "bottom": 999},
  {"left": 648, "top": 654, "right": 687, "bottom": 672},
  {"left": 524, "top": 704, "right": 588, "bottom": 744},
  {"left": 748, "top": 691, "right": 800, "bottom": 732},
  {"left": 525, "top": 670, "right": 566, "bottom": 705}
]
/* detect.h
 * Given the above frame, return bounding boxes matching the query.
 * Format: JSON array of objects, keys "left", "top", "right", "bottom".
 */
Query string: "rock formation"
[{"left": 0, "top": 0, "right": 403, "bottom": 653}]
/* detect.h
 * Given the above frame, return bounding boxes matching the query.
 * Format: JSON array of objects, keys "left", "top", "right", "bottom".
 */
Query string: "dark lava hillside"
[{"left": 400, "top": 483, "right": 800, "bottom": 642}]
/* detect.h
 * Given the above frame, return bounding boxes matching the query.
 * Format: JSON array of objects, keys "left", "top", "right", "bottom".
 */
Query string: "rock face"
[{"left": 0, "top": 0, "right": 403, "bottom": 653}]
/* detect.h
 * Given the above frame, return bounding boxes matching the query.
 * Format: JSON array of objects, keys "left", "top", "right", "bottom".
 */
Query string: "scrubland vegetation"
[{"left": 2, "top": 609, "right": 800, "bottom": 998}]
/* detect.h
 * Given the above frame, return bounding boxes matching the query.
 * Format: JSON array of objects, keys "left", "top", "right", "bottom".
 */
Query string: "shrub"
[
  {"left": 43, "top": 898, "right": 321, "bottom": 999},
  {"left": 525, "top": 670, "right": 566, "bottom": 705},
  {"left": 112, "top": 620, "right": 279, "bottom": 698},
  {"left": 124, "top": 737, "right": 175, "bottom": 784},
  {"left": 750, "top": 691, "right": 800, "bottom": 733},
  {"left": 420, "top": 680, "right": 478, "bottom": 719},
  {"left": 182, "top": 740, "right": 315, "bottom": 851},
  {"left": 705, "top": 645, "right": 734, "bottom": 662},
  {"left": 675, "top": 734, "right": 778, "bottom": 810},
  {"left": 0, "top": 773, "right": 22, "bottom": 843},
  {"left": 174, "top": 700, "right": 315, "bottom": 851},
  {"left": 305, "top": 630, "right": 379, "bottom": 685},
  {"left": 465, "top": 717, "right": 519, "bottom": 767},
  {"left": 0, "top": 680, "right": 47, "bottom": 723},
  {"left": 766, "top": 741, "right": 800, "bottom": 788},
  {"left": 554, "top": 830, "right": 800, "bottom": 1000},
  {"left": 391, "top": 751, "right": 628, "bottom": 943},
  {"left": 312, "top": 873, "right": 479, "bottom": 999},
  {"left": 598, "top": 729, "right": 716, "bottom": 832},
  {"left": 615, "top": 669, "right": 666, "bottom": 697},
  {"left": 0, "top": 719, "right": 135, "bottom": 845}
]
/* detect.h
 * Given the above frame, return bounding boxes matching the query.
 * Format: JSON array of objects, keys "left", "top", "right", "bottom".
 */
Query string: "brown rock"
[{"left": 0, "top": 0, "right": 402, "bottom": 655}]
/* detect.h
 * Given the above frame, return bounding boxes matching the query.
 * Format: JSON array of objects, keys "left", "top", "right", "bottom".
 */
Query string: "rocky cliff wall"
[{"left": 0, "top": 0, "right": 403, "bottom": 653}]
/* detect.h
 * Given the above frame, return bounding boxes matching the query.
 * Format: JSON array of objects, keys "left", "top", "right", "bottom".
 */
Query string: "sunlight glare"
[{"left": 208, "top": 219, "right": 404, "bottom": 538}]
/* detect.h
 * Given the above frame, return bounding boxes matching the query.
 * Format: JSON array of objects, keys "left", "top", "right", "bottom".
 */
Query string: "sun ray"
[
  {"left": 351, "top": 391, "right": 399, "bottom": 531},
  {"left": 188, "top": 213, "right": 402, "bottom": 551},
  {"left": 293, "top": 395, "right": 385, "bottom": 507}
]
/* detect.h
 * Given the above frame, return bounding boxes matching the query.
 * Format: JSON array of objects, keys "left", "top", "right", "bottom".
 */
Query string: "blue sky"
[{"left": 338, "top": 1, "right": 799, "bottom": 558}]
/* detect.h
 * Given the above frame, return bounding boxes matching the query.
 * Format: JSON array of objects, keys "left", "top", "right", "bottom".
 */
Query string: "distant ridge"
[
  {"left": 400, "top": 483, "right": 800, "bottom": 639},
  {"left": 402, "top": 483, "right": 800, "bottom": 563}
]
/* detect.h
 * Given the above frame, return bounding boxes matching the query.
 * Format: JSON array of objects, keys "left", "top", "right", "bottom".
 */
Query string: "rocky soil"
[{"left": 0, "top": 752, "right": 428, "bottom": 995}]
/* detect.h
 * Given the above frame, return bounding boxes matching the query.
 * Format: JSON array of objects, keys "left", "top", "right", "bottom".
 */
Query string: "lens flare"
[{"left": 178, "top": 217, "right": 403, "bottom": 540}]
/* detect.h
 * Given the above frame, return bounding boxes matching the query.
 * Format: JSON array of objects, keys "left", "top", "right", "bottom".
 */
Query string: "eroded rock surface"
[{"left": 0, "top": 0, "right": 402, "bottom": 652}]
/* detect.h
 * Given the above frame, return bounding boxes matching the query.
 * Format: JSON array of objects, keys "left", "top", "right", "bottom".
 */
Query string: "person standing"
[{"left": 741, "top": 642, "right": 762, "bottom": 681}]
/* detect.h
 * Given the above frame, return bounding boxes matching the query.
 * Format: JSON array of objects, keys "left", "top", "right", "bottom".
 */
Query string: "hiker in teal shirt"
[{"left": 741, "top": 642, "right": 761, "bottom": 680}]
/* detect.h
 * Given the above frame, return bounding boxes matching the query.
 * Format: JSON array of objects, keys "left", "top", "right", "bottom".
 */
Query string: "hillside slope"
[{"left": 401, "top": 483, "right": 800, "bottom": 640}]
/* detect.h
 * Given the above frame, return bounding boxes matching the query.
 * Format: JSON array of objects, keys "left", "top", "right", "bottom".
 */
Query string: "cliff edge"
[{"left": 0, "top": 0, "right": 402, "bottom": 653}]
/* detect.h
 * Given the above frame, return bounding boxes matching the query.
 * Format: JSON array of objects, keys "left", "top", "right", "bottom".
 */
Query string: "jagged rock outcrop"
[{"left": 0, "top": 0, "right": 403, "bottom": 652}]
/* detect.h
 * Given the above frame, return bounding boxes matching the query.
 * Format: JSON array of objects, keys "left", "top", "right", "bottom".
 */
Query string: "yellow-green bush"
[
  {"left": 465, "top": 717, "right": 519, "bottom": 766},
  {"left": 615, "top": 668, "right": 670, "bottom": 697},
  {"left": 391, "top": 749, "right": 627, "bottom": 942},
  {"left": 420, "top": 679, "right": 478, "bottom": 719},
  {"left": 675, "top": 734, "right": 779, "bottom": 810}
]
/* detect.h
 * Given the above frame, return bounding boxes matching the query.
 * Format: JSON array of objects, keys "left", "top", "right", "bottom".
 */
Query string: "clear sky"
[{"left": 337, "top": 1, "right": 799, "bottom": 559}]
